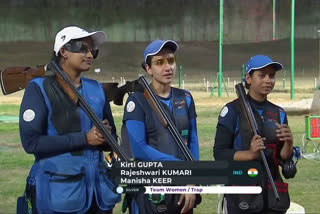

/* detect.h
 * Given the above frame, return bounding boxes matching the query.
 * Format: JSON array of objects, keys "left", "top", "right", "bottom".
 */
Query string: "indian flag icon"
[{"left": 247, "top": 168, "right": 258, "bottom": 178}]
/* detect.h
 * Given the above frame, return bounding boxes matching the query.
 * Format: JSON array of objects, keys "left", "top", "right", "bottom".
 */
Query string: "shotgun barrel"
[
  {"left": 235, "top": 83, "right": 279, "bottom": 200},
  {"left": 51, "top": 61, "right": 129, "bottom": 161},
  {"left": 138, "top": 76, "right": 195, "bottom": 161}
]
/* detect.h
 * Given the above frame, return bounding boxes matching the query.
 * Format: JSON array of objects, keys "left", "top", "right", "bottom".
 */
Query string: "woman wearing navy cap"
[
  {"left": 18, "top": 26, "right": 120, "bottom": 214},
  {"left": 122, "top": 40, "right": 200, "bottom": 214},
  {"left": 213, "top": 55, "right": 294, "bottom": 213}
]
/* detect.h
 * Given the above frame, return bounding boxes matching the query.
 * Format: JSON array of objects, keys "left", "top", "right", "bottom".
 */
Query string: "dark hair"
[
  {"left": 52, "top": 51, "right": 61, "bottom": 63},
  {"left": 245, "top": 70, "right": 255, "bottom": 89},
  {"left": 141, "top": 55, "right": 153, "bottom": 71}
]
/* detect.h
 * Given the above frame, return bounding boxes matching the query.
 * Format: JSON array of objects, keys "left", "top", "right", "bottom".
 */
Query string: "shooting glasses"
[{"left": 64, "top": 40, "right": 99, "bottom": 59}]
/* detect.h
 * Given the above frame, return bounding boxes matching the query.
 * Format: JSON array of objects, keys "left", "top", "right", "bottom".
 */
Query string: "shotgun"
[
  {"left": 0, "top": 65, "right": 134, "bottom": 106},
  {"left": 0, "top": 65, "right": 47, "bottom": 95},
  {"left": 138, "top": 76, "right": 202, "bottom": 207},
  {"left": 138, "top": 76, "right": 195, "bottom": 161},
  {"left": 235, "top": 83, "right": 280, "bottom": 200},
  {"left": 50, "top": 61, "right": 129, "bottom": 161},
  {"left": 101, "top": 80, "right": 139, "bottom": 106}
]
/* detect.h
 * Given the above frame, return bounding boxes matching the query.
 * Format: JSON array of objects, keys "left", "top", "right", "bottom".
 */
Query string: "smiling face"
[
  {"left": 145, "top": 48, "right": 177, "bottom": 86},
  {"left": 245, "top": 65, "right": 276, "bottom": 100},
  {"left": 59, "top": 37, "right": 96, "bottom": 72}
]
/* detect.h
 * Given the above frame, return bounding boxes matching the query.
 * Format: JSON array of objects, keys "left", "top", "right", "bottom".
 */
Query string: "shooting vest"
[
  {"left": 226, "top": 97, "right": 290, "bottom": 212},
  {"left": 121, "top": 87, "right": 190, "bottom": 160},
  {"left": 122, "top": 87, "right": 197, "bottom": 214},
  {"left": 26, "top": 76, "right": 120, "bottom": 214}
]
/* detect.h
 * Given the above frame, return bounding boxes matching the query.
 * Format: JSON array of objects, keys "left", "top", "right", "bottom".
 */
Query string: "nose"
[
  {"left": 264, "top": 75, "right": 274, "bottom": 83},
  {"left": 163, "top": 61, "right": 171, "bottom": 70},
  {"left": 86, "top": 50, "right": 93, "bottom": 59}
]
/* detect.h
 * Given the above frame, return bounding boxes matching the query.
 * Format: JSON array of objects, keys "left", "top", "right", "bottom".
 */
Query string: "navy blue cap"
[
  {"left": 245, "top": 55, "right": 283, "bottom": 74},
  {"left": 144, "top": 40, "right": 179, "bottom": 63}
]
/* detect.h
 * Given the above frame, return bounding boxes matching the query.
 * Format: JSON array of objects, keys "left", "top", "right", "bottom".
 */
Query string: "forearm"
[
  {"left": 234, "top": 150, "right": 257, "bottom": 161},
  {"left": 280, "top": 141, "right": 293, "bottom": 160},
  {"left": 213, "top": 124, "right": 237, "bottom": 161}
]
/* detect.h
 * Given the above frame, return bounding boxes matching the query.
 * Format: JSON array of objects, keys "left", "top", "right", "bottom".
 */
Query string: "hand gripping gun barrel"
[
  {"left": 235, "top": 83, "right": 280, "bottom": 201},
  {"left": 50, "top": 61, "right": 130, "bottom": 161}
]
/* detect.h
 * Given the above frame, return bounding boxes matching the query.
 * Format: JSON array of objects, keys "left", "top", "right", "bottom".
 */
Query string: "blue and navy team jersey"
[
  {"left": 123, "top": 87, "right": 199, "bottom": 161},
  {"left": 214, "top": 96, "right": 287, "bottom": 161},
  {"left": 19, "top": 81, "right": 117, "bottom": 156},
  {"left": 19, "top": 76, "right": 121, "bottom": 213}
]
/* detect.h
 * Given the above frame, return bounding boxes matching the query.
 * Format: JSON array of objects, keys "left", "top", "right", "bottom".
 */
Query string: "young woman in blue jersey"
[
  {"left": 19, "top": 26, "right": 120, "bottom": 214},
  {"left": 122, "top": 40, "right": 200, "bottom": 214},
  {"left": 214, "top": 55, "right": 294, "bottom": 214}
]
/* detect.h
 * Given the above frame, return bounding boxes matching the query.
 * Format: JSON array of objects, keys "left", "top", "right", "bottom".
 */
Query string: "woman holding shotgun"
[
  {"left": 122, "top": 40, "right": 200, "bottom": 214},
  {"left": 213, "top": 55, "right": 294, "bottom": 214},
  {"left": 18, "top": 26, "right": 120, "bottom": 214}
]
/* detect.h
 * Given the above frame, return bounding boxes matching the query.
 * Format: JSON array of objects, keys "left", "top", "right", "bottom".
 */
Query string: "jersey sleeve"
[
  {"left": 123, "top": 95, "right": 145, "bottom": 122},
  {"left": 213, "top": 103, "right": 238, "bottom": 161},
  {"left": 185, "top": 91, "right": 197, "bottom": 119},
  {"left": 19, "top": 81, "right": 87, "bottom": 155},
  {"left": 279, "top": 108, "right": 288, "bottom": 125},
  {"left": 123, "top": 94, "right": 179, "bottom": 161},
  {"left": 188, "top": 118, "right": 200, "bottom": 160},
  {"left": 183, "top": 91, "right": 199, "bottom": 160}
]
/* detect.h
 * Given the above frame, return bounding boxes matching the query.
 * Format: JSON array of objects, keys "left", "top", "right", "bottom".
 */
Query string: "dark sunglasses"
[{"left": 64, "top": 40, "right": 99, "bottom": 59}]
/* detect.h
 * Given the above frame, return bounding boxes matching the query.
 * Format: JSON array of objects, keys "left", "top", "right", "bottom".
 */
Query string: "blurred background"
[
  {"left": 1, "top": 1, "right": 320, "bottom": 213},
  {"left": 0, "top": 0, "right": 319, "bottom": 88}
]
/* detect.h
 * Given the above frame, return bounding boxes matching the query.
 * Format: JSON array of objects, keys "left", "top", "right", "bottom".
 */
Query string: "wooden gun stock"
[
  {"left": 101, "top": 80, "right": 139, "bottom": 106},
  {"left": 0, "top": 66, "right": 46, "bottom": 95},
  {"left": 235, "top": 83, "right": 280, "bottom": 201},
  {"left": 0, "top": 65, "right": 136, "bottom": 107}
]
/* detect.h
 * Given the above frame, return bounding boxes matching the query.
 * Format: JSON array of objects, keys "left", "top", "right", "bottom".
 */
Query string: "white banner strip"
[{"left": 144, "top": 186, "right": 262, "bottom": 194}]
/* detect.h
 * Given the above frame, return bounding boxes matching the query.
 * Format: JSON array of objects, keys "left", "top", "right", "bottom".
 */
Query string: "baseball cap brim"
[
  {"left": 77, "top": 31, "right": 106, "bottom": 47},
  {"left": 54, "top": 26, "right": 107, "bottom": 56},
  {"left": 60, "top": 31, "right": 106, "bottom": 50},
  {"left": 144, "top": 40, "right": 179, "bottom": 63},
  {"left": 247, "top": 62, "right": 283, "bottom": 74}
]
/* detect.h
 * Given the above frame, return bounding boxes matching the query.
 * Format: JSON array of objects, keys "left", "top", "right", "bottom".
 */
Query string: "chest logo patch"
[
  {"left": 174, "top": 100, "right": 186, "bottom": 109},
  {"left": 126, "top": 101, "right": 135, "bottom": 112},
  {"left": 220, "top": 106, "right": 228, "bottom": 117},
  {"left": 23, "top": 109, "right": 35, "bottom": 122}
]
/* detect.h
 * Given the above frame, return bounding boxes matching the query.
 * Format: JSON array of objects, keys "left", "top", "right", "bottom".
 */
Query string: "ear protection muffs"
[
  {"left": 278, "top": 147, "right": 300, "bottom": 179},
  {"left": 279, "top": 159, "right": 297, "bottom": 179}
]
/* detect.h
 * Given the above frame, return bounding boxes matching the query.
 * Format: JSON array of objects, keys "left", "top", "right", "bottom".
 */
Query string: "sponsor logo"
[
  {"left": 126, "top": 101, "right": 135, "bottom": 112},
  {"left": 239, "top": 202, "right": 249, "bottom": 210},
  {"left": 23, "top": 109, "right": 35, "bottom": 122},
  {"left": 174, "top": 100, "right": 186, "bottom": 109},
  {"left": 157, "top": 205, "right": 167, "bottom": 213},
  {"left": 220, "top": 106, "right": 228, "bottom": 117}
]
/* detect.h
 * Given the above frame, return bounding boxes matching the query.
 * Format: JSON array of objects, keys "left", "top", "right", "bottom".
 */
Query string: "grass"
[{"left": 0, "top": 89, "right": 319, "bottom": 213}]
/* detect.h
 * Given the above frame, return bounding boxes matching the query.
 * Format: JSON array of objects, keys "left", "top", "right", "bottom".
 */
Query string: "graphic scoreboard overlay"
[{"left": 110, "top": 161, "right": 263, "bottom": 194}]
